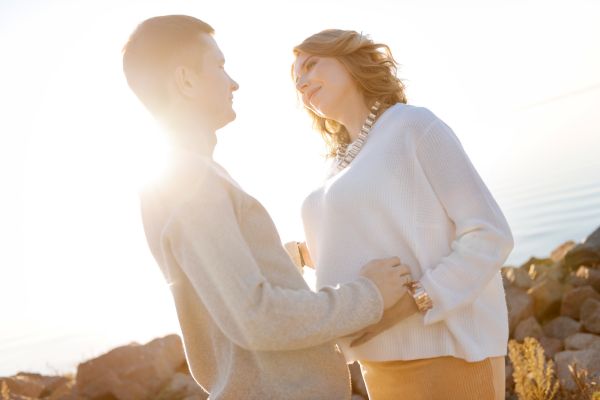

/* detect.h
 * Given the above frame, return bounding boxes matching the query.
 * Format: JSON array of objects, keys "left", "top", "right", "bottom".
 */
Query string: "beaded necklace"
[{"left": 333, "top": 100, "right": 381, "bottom": 173}]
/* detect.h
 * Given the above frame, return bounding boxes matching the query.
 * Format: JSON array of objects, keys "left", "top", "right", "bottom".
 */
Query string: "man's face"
[{"left": 188, "top": 34, "right": 239, "bottom": 130}]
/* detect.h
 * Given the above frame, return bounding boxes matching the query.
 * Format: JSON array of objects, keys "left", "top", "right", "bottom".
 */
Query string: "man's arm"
[{"left": 164, "top": 177, "right": 385, "bottom": 352}]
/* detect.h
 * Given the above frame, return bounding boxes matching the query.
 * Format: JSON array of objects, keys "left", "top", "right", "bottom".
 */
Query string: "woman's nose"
[{"left": 296, "top": 78, "right": 308, "bottom": 93}]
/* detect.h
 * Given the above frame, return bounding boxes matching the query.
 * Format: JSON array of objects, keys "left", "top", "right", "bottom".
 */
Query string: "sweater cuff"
[
  {"left": 355, "top": 276, "right": 385, "bottom": 325},
  {"left": 419, "top": 274, "right": 446, "bottom": 325}
]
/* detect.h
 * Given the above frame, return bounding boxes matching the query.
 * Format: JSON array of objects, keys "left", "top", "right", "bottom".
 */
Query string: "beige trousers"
[{"left": 359, "top": 356, "right": 505, "bottom": 400}]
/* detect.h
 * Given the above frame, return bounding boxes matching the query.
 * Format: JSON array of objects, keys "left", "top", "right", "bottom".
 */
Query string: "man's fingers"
[
  {"left": 342, "top": 329, "right": 365, "bottom": 340},
  {"left": 383, "top": 256, "right": 402, "bottom": 267},
  {"left": 394, "top": 263, "right": 411, "bottom": 275},
  {"left": 351, "top": 332, "right": 374, "bottom": 347}
]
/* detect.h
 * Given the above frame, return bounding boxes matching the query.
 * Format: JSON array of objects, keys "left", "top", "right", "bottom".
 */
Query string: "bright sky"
[{"left": 1, "top": 0, "right": 599, "bottom": 375}]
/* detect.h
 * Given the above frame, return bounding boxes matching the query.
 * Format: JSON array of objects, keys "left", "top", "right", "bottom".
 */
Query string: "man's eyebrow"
[{"left": 295, "top": 55, "right": 313, "bottom": 83}]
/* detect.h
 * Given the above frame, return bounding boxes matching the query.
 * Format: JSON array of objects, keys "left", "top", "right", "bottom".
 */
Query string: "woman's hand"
[
  {"left": 298, "top": 241, "right": 314, "bottom": 268},
  {"left": 349, "top": 291, "right": 419, "bottom": 347},
  {"left": 283, "top": 241, "right": 315, "bottom": 270}
]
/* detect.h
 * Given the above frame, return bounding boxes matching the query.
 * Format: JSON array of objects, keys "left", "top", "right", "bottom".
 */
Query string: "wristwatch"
[{"left": 406, "top": 280, "right": 433, "bottom": 313}]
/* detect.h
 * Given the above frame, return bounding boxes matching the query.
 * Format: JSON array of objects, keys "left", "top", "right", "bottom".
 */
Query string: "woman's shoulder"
[
  {"left": 377, "top": 103, "right": 444, "bottom": 145},
  {"left": 383, "top": 103, "right": 439, "bottom": 128}
]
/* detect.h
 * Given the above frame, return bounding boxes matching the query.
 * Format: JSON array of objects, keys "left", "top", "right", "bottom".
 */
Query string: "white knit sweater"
[{"left": 302, "top": 103, "right": 514, "bottom": 363}]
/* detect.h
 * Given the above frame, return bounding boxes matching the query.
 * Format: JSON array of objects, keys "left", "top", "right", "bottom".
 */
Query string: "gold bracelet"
[{"left": 405, "top": 280, "right": 433, "bottom": 313}]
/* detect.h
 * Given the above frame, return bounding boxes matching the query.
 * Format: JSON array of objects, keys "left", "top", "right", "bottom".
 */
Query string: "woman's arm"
[{"left": 415, "top": 117, "right": 514, "bottom": 326}]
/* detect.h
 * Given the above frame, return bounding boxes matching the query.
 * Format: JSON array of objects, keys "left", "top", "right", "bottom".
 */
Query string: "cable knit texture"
[
  {"left": 140, "top": 150, "right": 384, "bottom": 400},
  {"left": 302, "top": 103, "right": 514, "bottom": 363}
]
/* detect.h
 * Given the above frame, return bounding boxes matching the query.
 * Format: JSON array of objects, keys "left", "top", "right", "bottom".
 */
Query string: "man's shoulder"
[{"left": 140, "top": 156, "right": 234, "bottom": 217}]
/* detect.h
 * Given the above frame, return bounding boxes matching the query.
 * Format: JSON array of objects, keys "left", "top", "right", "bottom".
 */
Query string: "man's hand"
[
  {"left": 359, "top": 258, "right": 412, "bottom": 309},
  {"left": 348, "top": 291, "right": 420, "bottom": 347}
]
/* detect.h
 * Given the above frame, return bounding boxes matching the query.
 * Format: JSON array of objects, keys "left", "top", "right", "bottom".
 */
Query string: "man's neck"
[{"left": 169, "top": 123, "right": 217, "bottom": 158}]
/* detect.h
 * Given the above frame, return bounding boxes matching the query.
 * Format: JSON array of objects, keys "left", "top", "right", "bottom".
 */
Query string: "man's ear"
[{"left": 173, "top": 65, "right": 197, "bottom": 97}]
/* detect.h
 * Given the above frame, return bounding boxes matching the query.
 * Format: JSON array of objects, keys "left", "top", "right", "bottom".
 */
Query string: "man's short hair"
[{"left": 122, "top": 15, "right": 214, "bottom": 117}]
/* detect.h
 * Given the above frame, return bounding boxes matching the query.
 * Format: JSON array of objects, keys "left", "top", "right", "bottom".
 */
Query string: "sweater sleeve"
[
  {"left": 164, "top": 175, "right": 384, "bottom": 351},
  {"left": 415, "top": 118, "right": 514, "bottom": 325}
]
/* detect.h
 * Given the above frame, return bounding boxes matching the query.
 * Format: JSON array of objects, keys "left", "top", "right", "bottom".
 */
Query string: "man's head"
[{"left": 122, "top": 15, "right": 238, "bottom": 132}]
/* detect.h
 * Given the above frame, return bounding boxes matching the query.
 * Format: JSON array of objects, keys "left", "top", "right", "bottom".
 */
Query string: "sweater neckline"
[{"left": 324, "top": 102, "right": 405, "bottom": 180}]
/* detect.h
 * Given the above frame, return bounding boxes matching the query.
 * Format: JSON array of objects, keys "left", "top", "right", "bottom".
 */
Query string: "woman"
[{"left": 290, "top": 29, "right": 513, "bottom": 400}]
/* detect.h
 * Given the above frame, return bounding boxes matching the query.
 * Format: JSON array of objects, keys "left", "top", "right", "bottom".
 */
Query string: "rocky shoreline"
[{"left": 2, "top": 226, "right": 600, "bottom": 400}]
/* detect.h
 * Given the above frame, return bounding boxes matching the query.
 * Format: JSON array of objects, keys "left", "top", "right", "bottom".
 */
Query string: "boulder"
[
  {"left": 580, "top": 298, "right": 600, "bottom": 334},
  {"left": 505, "top": 286, "right": 534, "bottom": 335},
  {"left": 568, "top": 266, "right": 600, "bottom": 292},
  {"left": 48, "top": 380, "right": 77, "bottom": 400},
  {"left": 560, "top": 285, "right": 600, "bottom": 320},
  {"left": 75, "top": 334, "right": 186, "bottom": 400},
  {"left": 505, "top": 361, "right": 514, "bottom": 393},
  {"left": 0, "top": 373, "right": 44, "bottom": 398},
  {"left": 349, "top": 362, "right": 368, "bottom": 399},
  {"left": 155, "top": 372, "right": 207, "bottom": 400},
  {"left": 0, "top": 373, "right": 71, "bottom": 399},
  {"left": 564, "top": 333, "right": 600, "bottom": 351},
  {"left": 514, "top": 316, "right": 543, "bottom": 341},
  {"left": 503, "top": 266, "right": 535, "bottom": 289},
  {"left": 551, "top": 241, "right": 577, "bottom": 263},
  {"left": 542, "top": 316, "right": 581, "bottom": 340},
  {"left": 522, "top": 257, "right": 561, "bottom": 282},
  {"left": 554, "top": 349, "right": 600, "bottom": 391},
  {"left": 564, "top": 226, "right": 600, "bottom": 269},
  {"left": 538, "top": 336, "right": 564, "bottom": 359},
  {"left": 528, "top": 277, "right": 564, "bottom": 321}
]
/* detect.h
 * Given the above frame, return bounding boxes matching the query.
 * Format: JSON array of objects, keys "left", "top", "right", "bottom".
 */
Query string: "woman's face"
[{"left": 293, "top": 52, "right": 359, "bottom": 119}]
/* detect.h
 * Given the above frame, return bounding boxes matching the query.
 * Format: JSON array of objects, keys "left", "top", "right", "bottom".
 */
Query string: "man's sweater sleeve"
[
  {"left": 163, "top": 177, "right": 383, "bottom": 352},
  {"left": 415, "top": 118, "right": 514, "bottom": 325}
]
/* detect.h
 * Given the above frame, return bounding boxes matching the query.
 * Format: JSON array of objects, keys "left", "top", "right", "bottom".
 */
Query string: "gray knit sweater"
[{"left": 139, "top": 147, "right": 383, "bottom": 399}]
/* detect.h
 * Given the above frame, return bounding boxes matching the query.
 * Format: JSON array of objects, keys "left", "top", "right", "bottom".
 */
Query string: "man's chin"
[{"left": 215, "top": 110, "right": 236, "bottom": 131}]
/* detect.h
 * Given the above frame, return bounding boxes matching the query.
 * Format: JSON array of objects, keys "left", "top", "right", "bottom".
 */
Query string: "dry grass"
[
  {"left": 508, "top": 337, "right": 600, "bottom": 400},
  {"left": 509, "top": 338, "right": 559, "bottom": 400}
]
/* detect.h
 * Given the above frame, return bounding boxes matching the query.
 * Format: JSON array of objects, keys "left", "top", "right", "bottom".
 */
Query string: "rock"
[
  {"left": 505, "top": 286, "right": 534, "bottom": 335},
  {"left": 554, "top": 349, "right": 600, "bottom": 391},
  {"left": 522, "top": 257, "right": 559, "bottom": 282},
  {"left": 155, "top": 372, "right": 207, "bottom": 400},
  {"left": 514, "top": 316, "right": 544, "bottom": 341},
  {"left": 551, "top": 241, "right": 577, "bottom": 263},
  {"left": 564, "top": 333, "right": 600, "bottom": 351},
  {"left": 503, "top": 266, "right": 535, "bottom": 289},
  {"left": 580, "top": 298, "right": 600, "bottom": 334},
  {"left": 560, "top": 285, "right": 600, "bottom": 320},
  {"left": 505, "top": 361, "right": 514, "bottom": 393},
  {"left": 48, "top": 380, "right": 77, "bottom": 400},
  {"left": 75, "top": 334, "right": 186, "bottom": 400},
  {"left": 538, "top": 336, "right": 564, "bottom": 359},
  {"left": 528, "top": 277, "right": 564, "bottom": 321},
  {"left": 543, "top": 316, "right": 581, "bottom": 340},
  {"left": 0, "top": 373, "right": 44, "bottom": 398},
  {"left": 564, "top": 226, "right": 600, "bottom": 269},
  {"left": 0, "top": 373, "right": 71, "bottom": 398},
  {"left": 568, "top": 266, "right": 600, "bottom": 292},
  {"left": 349, "top": 362, "right": 368, "bottom": 399}
]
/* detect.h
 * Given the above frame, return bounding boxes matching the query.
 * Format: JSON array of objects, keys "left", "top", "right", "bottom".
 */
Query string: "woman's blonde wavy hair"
[{"left": 293, "top": 29, "right": 407, "bottom": 157}]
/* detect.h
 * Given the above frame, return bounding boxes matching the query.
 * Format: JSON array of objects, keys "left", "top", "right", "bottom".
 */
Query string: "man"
[{"left": 122, "top": 15, "right": 413, "bottom": 399}]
